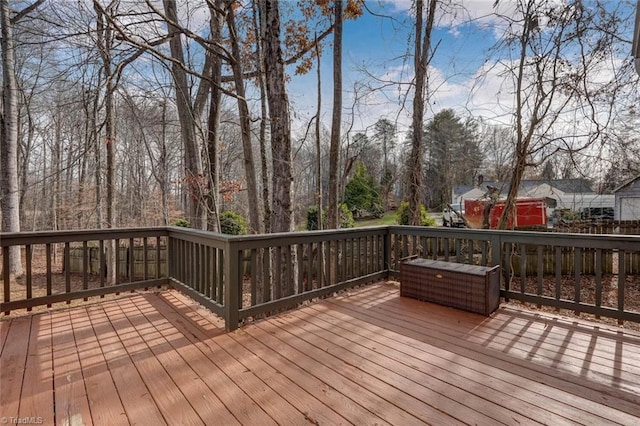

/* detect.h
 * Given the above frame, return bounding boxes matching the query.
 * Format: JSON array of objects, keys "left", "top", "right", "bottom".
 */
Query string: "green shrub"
[
  {"left": 339, "top": 203, "right": 355, "bottom": 228},
  {"left": 220, "top": 211, "right": 247, "bottom": 235},
  {"left": 396, "top": 202, "right": 436, "bottom": 226},
  {"left": 344, "top": 161, "right": 383, "bottom": 218},
  {"left": 306, "top": 204, "right": 354, "bottom": 230},
  {"left": 171, "top": 218, "right": 190, "bottom": 228}
]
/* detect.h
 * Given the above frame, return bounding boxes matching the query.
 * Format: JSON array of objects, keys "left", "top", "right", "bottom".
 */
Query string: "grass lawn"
[{"left": 353, "top": 212, "right": 398, "bottom": 227}]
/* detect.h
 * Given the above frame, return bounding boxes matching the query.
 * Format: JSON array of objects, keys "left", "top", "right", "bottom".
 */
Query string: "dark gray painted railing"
[
  {"left": 388, "top": 226, "right": 640, "bottom": 325},
  {"left": 3, "top": 225, "right": 640, "bottom": 329},
  {"left": 1, "top": 228, "right": 170, "bottom": 313}
]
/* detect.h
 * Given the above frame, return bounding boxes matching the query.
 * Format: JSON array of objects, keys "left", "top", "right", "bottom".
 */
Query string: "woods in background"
[{"left": 1, "top": 0, "right": 639, "bottom": 253}]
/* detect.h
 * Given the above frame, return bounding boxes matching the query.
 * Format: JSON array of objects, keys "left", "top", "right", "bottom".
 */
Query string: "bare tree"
[
  {"left": 327, "top": 0, "right": 343, "bottom": 229},
  {"left": 261, "top": 0, "right": 294, "bottom": 233},
  {"left": 225, "top": 0, "right": 261, "bottom": 234},
  {"left": 406, "top": 0, "right": 437, "bottom": 225},
  {"left": 162, "top": 0, "right": 207, "bottom": 229},
  {"left": 1, "top": 0, "right": 45, "bottom": 278},
  {"left": 490, "top": 0, "right": 631, "bottom": 228}
]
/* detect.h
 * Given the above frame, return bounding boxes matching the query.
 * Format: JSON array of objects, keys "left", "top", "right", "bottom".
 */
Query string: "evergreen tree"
[
  {"left": 344, "top": 161, "right": 383, "bottom": 218},
  {"left": 425, "top": 109, "right": 483, "bottom": 208}
]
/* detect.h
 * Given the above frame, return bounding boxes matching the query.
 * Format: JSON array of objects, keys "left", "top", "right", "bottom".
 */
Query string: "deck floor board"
[
  {"left": 2, "top": 282, "right": 640, "bottom": 425},
  {"left": 19, "top": 312, "right": 54, "bottom": 424}
]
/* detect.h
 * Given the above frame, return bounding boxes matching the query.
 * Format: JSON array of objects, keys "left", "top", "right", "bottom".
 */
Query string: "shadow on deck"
[{"left": 2, "top": 282, "right": 640, "bottom": 425}]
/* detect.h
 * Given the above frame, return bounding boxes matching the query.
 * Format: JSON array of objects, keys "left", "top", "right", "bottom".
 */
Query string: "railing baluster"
[
  {"left": 503, "top": 243, "right": 511, "bottom": 297},
  {"left": 335, "top": 240, "right": 341, "bottom": 283},
  {"left": 481, "top": 240, "right": 487, "bottom": 266},
  {"left": 99, "top": 240, "right": 105, "bottom": 297},
  {"left": 199, "top": 244, "right": 205, "bottom": 294},
  {"left": 537, "top": 246, "right": 543, "bottom": 308},
  {"left": 618, "top": 250, "right": 626, "bottom": 325},
  {"left": 355, "top": 237, "right": 361, "bottom": 278},
  {"left": 143, "top": 237, "right": 149, "bottom": 282},
  {"left": 262, "top": 247, "right": 270, "bottom": 303},
  {"left": 574, "top": 247, "right": 582, "bottom": 315},
  {"left": 46, "top": 243, "right": 53, "bottom": 306},
  {"left": 128, "top": 238, "right": 134, "bottom": 283},
  {"left": 2, "top": 247, "right": 9, "bottom": 315},
  {"left": 83, "top": 241, "right": 88, "bottom": 301},
  {"left": 595, "top": 248, "right": 602, "bottom": 319},
  {"left": 156, "top": 236, "right": 161, "bottom": 280},
  {"left": 520, "top": 244, "right": 526, "bottom": 294},
  {"left": 115, "top": 239, "right": 120, "bottom": 287},
  {"left": 296, "top": 245, "right": 303, "bottom": 293},
  {"left": 212, "top": 247, "right": 218, "bottom": 302},
  {"left": 65, "top": 242, "right": 71, "bottom": 303},
  {"left": 26, "top": 245, "right": 33, "bottom": 311},
  {"left": 275, "top": 246, "right": 282, "bottom": 298},
  {"left": 443, "top": 238, "right": 450, "bottom": 262},
  {"left": 555, "top": 246, "right": 562, "bottom": 309},
  {"left": 307, "top": 242, "right": 314, "bottom": 290},
  {"left": 316, "top": 241, "right": 323, "bottom": 288},
  {"left": 341, "top": 238, "right": 347, "bottom": 282},
  {"left": 285, "top": 245, "right": 292, "bottom": 295}
]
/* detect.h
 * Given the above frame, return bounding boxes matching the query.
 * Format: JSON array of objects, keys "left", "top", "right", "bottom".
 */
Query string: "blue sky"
[
  {"left": 286, "top": 0, "right": 508, "bottom": 135},
  {"left": 285, "top": 0, "right": 638, "bottom": 138}
]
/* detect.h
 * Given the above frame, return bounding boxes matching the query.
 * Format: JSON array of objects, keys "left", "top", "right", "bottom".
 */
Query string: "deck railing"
[
  {"left": 0, "top": 228, "right": 170, "bottom": 313},
  {"left": 2, "top": 225, "right": 640, "bottom": 329},
  {"left": 388, "top": 226, "right": 640, "bottom": 324}
]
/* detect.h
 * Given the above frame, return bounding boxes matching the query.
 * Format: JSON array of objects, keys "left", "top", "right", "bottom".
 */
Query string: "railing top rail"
[
  {"left": 228, "top": 226, "right": 390, "bottom": 249},
  {"left": 228, "top": 225, "right": 389, "bottom": 241},
  {"left": 0, "top": 227, "right": 169, "bottom": 246},
  {"left": 3, "top": 224, "right": 640, "bottom": 249},
  {"left": 388, "top": 225, "right": 640, "bottom": 245}
]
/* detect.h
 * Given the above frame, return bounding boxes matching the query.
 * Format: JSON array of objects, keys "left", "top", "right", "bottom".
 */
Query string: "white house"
[
  {"left": 613, "top": 176, "right": 640, "bottom": 220},
  {"left": 452, "top": 179, "right": 613, "bottom": 214}
]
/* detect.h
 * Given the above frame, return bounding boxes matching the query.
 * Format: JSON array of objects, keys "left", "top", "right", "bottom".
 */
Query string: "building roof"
[
  {"left": 613, "top": 175, "right": 640, "bottom": 193},
  {"left": 526, "top": 178, "right": 594, "bottom": 194},
  {"left": 453, "top": 178, "right": 593, "bottom": 199}
]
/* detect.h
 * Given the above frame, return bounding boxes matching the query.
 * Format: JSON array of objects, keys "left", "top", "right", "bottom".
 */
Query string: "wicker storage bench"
[{"left": 400, "top": 259, "right": 500, "bottom": 316}]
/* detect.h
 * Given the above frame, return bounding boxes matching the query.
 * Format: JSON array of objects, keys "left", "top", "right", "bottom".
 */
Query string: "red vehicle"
[{"left": 464, "top": 198, "right": 548, "bottom": 229}]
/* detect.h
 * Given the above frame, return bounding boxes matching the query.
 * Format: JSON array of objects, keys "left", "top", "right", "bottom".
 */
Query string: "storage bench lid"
[{"left": 402, "top": 258, "right": 499, "bottom": 277}]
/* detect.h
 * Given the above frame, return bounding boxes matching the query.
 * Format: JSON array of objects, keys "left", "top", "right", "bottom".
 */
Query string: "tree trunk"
[
  {"left": 407, "top": 0, "right": 437, "bottom": 225},
  {"left": 327, "top": 0, "right": 343, "bottom": 229},
  {"left": 262, "top": 0, "right": 294, "bottom": 234},
  {"left": 315, "top": 33, "right": 323, "bottom": 230},
  {"left": 497, "top": 0, "right": 534, "bottom": 230},
  {"left": 1, "top": 0, "right": 23, "bottom": 277},
  {"left": 226, "top": 1, "right": 261, "bottom": 234},
  {"left": 163, "top": 0, "right": 206, "bottom": 230},
  {"left": 205, "top": 1, "right": 224, "bottom": 233},
  {"left": 252, "top": 0, "right": 271, "bottom": 234},
  {"left": 94, "top": 2, "right": 117, "bottom": 283}
]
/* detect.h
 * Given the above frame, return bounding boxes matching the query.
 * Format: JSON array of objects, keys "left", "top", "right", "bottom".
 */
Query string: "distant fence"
[
  {"left": 551, "top": 220, "right": 640, "bottom": 235},
  {"left": 67, "top": 244, "right": 167, "bottom": 278}
]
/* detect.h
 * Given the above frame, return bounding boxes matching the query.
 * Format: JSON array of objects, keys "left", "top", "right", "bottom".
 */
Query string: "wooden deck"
[{"left": 2, "top": 283, "right": 640, "bottom": 426}]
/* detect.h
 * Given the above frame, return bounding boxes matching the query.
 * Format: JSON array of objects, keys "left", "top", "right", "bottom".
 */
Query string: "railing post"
[
  {"left": 224, "top": 239, "right": 240, "bottom": 331},
  {"left": 384, "top": 227, "right": 392, "bottom": 276}
]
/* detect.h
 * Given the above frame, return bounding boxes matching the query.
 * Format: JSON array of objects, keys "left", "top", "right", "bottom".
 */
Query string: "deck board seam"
[
  {"left": 323, "top": 293, "right": 640, "bottom": 417},
  {"left": 105, "top": 298, "right": 205, "bottom": 425},
  {"left": 268, "top": 312, "right": 523, "bottom": 426},
  {"left": 151, "top": 293, "right": 285, "bottom": 425},
  {"left": 301, "top": 301, "right": 625, "bottom": 425},
  {"left": 127, "top": 295, "right": 242, "bottom": 425}
]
